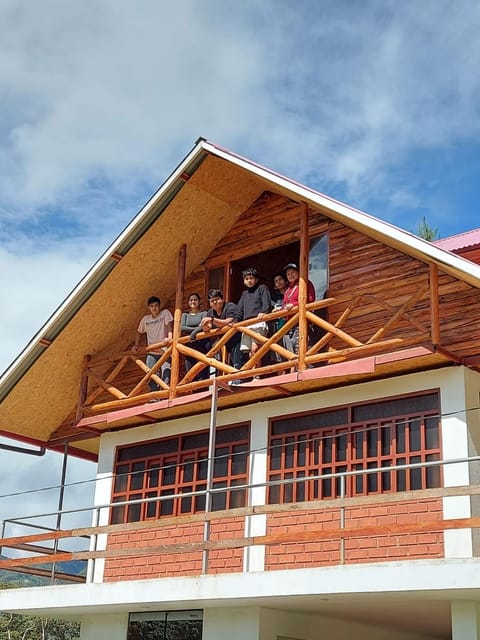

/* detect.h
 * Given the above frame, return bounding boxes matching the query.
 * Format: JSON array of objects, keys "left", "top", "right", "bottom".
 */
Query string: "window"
[
  {"left": 111, "top": 424, "right": 250, "bottom": 524},
  {"left": 127, "top": 610, "right": 202, "bottom": 640},
  {"left": 268, "top": 392, "right": 441, "bottom": 504}
]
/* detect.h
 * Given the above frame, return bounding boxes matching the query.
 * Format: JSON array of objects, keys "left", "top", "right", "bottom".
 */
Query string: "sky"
[{"left": 1, "top": 0, "right": 480, "bottom": 529}]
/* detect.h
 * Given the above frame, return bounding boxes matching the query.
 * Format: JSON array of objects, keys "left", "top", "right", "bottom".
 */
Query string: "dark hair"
[
  {"left": 188, "top": 292, "right": 201, "bottom": 301},
  {"left": 207, "top": 289, "right": 224, "bottom": 300},
  {"left": 242, "top": 267, "right": 258, "bottom": 278},
  {"left": 147, "top": 296, "right": 161, "bottom": 305},
  {"left": 272, "top": 272, "right": 287, "bottom": 282}
]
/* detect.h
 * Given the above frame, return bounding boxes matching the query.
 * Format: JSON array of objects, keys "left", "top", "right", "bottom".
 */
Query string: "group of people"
[{"left": 133, "top": 263, "right": 316, "bottom": 390}]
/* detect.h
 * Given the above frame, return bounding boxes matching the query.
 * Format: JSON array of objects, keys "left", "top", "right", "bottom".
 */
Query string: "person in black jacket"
[
  {"left": 237, "top": 268, "right": 272, "bottom": 376},
  {"left": 194, "top": 289, "right": 243, "bottom": 374}
]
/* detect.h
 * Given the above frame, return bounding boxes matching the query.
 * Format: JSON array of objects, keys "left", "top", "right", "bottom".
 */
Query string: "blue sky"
[{"left": 1, "top": 0, "right": 480, "bottom": 522}]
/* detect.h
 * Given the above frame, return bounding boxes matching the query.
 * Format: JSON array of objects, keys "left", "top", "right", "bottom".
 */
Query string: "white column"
[
  {"left": 451, "top": 601, "right": 480, "bottom": 640},
  {"left": 244, "top": 413, "right": 268, "bottom": 572},
  {"left": 204, "top": 607, "right": 260, "bottom": 640},
  {"left": 441, "top": 368, "right": 472, "bottom": 558},
  {"left": 80, "top": 613, "right": 129, "bottom": 640}
]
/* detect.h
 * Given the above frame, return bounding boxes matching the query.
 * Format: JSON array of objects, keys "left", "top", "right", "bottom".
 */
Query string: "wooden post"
[
  {"left": 429, "top": 264, "right": 440, "bottom": 346},
  {"left": 298, "top": 202, "right": 310, "bottom": 371},
  {"left": 169, "top": 244, "right": 186, "bottom": 399}
]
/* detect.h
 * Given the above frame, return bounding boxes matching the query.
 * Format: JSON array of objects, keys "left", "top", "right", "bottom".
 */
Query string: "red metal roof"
[{"left": 435, "top": 229, "right": 480, "bottom": 252}]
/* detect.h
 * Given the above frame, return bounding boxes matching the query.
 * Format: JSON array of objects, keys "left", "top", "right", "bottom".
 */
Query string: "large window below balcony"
[
  {"left": 268, "top": 391, "right": 441, "bottom": 504},
  {"left": 127, "top": 610, "right": 202, "bottom": 639},
  {"left": 111, "top": 423, "right": 250, "bottom": 524}
]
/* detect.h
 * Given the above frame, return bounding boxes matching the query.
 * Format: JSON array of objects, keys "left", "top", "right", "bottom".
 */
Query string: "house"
[{"left": 1, "top": 138, "right": 480, "bottom": 639}]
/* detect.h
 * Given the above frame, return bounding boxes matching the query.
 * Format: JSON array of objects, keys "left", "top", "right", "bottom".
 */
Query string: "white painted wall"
[
  {"left": 79, "top": 613, "right": 129, "bottom": 640},
  {"left": 204, "top": 607, "right": 260, "bottom": 640},
  {"left": 258, "top": 607, "right": 439, "bottom": 640},
  {"left": 451, "top": 601, "right": 480, "bottom": 640}
]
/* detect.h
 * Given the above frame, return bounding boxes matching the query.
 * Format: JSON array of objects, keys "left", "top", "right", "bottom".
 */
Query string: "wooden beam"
[
  {"left": 170, "top": 244, "right": 186, "bottom": 399},
  {"left": 298, "top": 202, "right": 309, "bottom": 370},
  {"left": 429, "top": 263, "right": 441, "bottom": 345}
]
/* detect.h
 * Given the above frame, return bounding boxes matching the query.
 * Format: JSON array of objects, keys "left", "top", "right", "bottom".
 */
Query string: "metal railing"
[{"left": 1, "top": 454, "right": 479, "bottom": 585}]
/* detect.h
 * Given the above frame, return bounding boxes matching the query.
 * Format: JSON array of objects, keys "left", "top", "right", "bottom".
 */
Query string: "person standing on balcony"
[
  {"left": 132, "top": 296, "right": 173, "bottom": 389},
  {"left": 236, "top": 267, "right": 272, "bottom": 376},
  {"left": 196, "top": 289, "right": 243, "bottom": 378},
  {"left": 181, "top": 292, "right": 209, "bottom": 380},
  {"left": 282, "top": 263, "right": 316, "bottom": 356}
]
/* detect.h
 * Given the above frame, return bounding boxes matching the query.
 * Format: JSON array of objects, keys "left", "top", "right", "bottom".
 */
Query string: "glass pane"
[
  {"left": 269, "top": 482, "right": 280, "bottom": 504},
  {"left": 354, "top": 431, "right": 364, "bottom": 459},
  {"left": 410, "top": 455, "right": 422, "bottom": 489},
  {"left": 114, "top": 465, "right": 129, "bottom": 493},
  {"left": 381, "top": 461, "right": 391, "bottom": 491},
  {"left": 297, "top": 435, "right": 307, "bottom": 467},
  {"left": 323, "top": 435, "right": 332, "bottom": 463},
  {"left": 127, "top": 494, "right": 142, "bottom": 523},
  {"left": 409, "top": 419, "right": 421, "bottom": 451},
  {"left": 131, "top": 462, "right": 146, "bottom": 491},
  {"left": 322, "top": 467, "right": 332, "bottom": 497},
  {"left": 111, "top": 500, "right": 125, "bottom": 525},
  {"left": 367, "top": 428, "right": 377, "bottom": 457},
  {"left": 197, "top": 458, "right": 208, "bottom": 481},
  {"left": 397, "top": 458, "right": 406, "bottom": 491},
  {"left": 195, "top": 484, "right": 206, "bottom": 512},
  {"left": 148, "top": 465, "right": 160, "bottom": 488},
  {"left": 285, "top": 438, "right": 295, "bottom": 467},
  {"left": 232, "top": 444, "right": 248, "bottom": 475},
  {"left": 284, "top": 472, "right": 294, "bottom": 503},
  {"left": 180, "top": 487, "right": 192, "bottom": 514},
  {"left": 230, "top": 478, "right": 246, "bottom": 508},
  {"left": 271, "top": 438, "right": 282, "bottom": 471},
  {"left": 214, "top": 447, "right": 229, "bottom": 477},
  {"left": 425, "top": 417, "right": 440, "bottom": 449},
  {"left": 336, "top": 433, "right": 347, "bottom": 461},
  {"left": 309, "top": 233, "right": 328, "bottom": 299},
  {"left": 160, "top": 489, "right": 174, "bottom": 516},
  {"left": 354, "top": 464, "right": 364, "bottom": 494},
  {"left": 426, "top": 453, "right": 441, "bottom": 488},
  {"left": 166, "top": 620, "right": 203, "bottom": 640},
  {"left": 396, "top": 421, "right": 406, "bottom": 453},
  {"left": 381, "top": 425, "right": 391, "bottom": 456},
  {"left": 163, "top": 463, "right": 176, "bottom": 486},
  {"left": 296, "top": 470, "right": 306, "bottom": 502},
  {"left": 335, "top": 465, "right": 347, "bottom": 497},
  {"left": 182, "top": 458, "right": 195, "bottom": 483},
  {"left": 366, "top": 462, "right": 378, "bottom": 493},
  {"left": 145, "top": 491, "right": 158, "bottom": 518},
  {"left": 212, "top": 481, "right": 227, "bottom": 511}
]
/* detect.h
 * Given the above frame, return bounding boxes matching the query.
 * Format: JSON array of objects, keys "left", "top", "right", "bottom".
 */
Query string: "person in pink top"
[
  {"left": 282, "top": 263, "right": 316, "bottom": 356},
  {"left": 132, "top": 296, "right": 173, "bottom": 389}
]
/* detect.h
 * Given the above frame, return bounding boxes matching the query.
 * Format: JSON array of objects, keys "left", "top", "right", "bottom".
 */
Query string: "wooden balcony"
[{"left": 46, "top": 284, "right": 461, "bottom": 445}]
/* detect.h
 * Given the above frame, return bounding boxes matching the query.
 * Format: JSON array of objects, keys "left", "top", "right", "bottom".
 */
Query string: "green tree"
[{"left": 415, "top": 216, "right": 439, "bottom": 241}]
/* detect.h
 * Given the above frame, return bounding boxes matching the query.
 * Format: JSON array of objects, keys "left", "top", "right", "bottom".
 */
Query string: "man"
[
  {"left": 282, "top": 263, "right": 316, "bottom": 355},
  {"left": 236, "top": 267, "right": 271, "bottom": 372},
  {"left": 197, "top": 289, "right": 243, "bottom": 379},
  {"left": 132, "top": 296, "right": 173, "bottom": 389}
]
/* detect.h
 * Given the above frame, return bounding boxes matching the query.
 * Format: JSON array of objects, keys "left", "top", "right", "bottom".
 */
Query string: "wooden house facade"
[{"left": 1, "top": 140, "right": 480, "bottom": 639}]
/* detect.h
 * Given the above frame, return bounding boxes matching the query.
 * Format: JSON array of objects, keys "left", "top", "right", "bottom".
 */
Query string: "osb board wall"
[{"left": 0, "top": 156, "right": 265, "bottom": 445}]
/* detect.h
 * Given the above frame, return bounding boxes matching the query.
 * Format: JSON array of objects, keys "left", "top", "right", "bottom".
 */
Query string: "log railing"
[{"left": 78, "top": 289, "right": 431, "bottom": 417}]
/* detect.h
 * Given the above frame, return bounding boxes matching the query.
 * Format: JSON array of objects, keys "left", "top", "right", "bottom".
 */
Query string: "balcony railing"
[{"left": 78, "top": 288, "right": 431, "bottom": 418}]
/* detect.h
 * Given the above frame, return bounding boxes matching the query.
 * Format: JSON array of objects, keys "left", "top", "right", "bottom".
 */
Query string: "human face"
[
  {"left": 188, "top": 295, "right": 200, "bottom": 311},
  {"left": 274, "top": 275, "right": 287, "bottom": 291},
  {"left": 148, "top": 302, "right": 161, "bottom": 317},
  {"left": 209, "top": 295, "right": 224, "bottom": 314},
  {"left": 243, "top": 274, "right": 257, "bottom": 288},
  {"left": 286, "top": 268, "right": 299, "bottom": 283}
]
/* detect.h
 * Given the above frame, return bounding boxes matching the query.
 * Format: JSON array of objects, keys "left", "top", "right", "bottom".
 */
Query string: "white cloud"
[{"left": 2, "top": 0, "right": 480, "bottom": 525}]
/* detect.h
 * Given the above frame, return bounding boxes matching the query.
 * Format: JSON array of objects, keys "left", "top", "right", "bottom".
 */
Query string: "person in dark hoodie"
[{"left": 236, "top": 267, "right": 272, "bottom": 376}]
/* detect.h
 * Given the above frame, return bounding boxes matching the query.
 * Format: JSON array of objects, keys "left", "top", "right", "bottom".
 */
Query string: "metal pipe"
[{"left": 202, "top": 379, "right": 219, "bottom": 574}]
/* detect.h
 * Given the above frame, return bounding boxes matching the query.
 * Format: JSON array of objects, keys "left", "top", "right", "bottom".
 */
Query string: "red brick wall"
[
  {"left": 265, "top": 498, "right": 443, "bottom": 570},
  {"left": 103, "top": 517, "right": 244, "bottom": 582}
]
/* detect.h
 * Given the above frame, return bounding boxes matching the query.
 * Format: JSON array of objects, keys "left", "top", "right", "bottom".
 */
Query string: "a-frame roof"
[{"left": 2, "top": 138, "right": 480, "bottom": 459}]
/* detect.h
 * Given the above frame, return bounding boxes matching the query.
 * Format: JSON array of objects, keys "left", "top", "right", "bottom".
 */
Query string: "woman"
[{"left": 181, "top": 293, "right": 210, "bottom": 380}]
